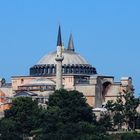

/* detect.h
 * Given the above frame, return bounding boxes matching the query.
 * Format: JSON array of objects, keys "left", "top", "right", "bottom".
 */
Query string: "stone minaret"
[{"left": 55, "top": 26, "right": 64, "bottom": 90}]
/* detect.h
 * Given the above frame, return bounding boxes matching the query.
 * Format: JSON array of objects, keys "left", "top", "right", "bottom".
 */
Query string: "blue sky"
[{"left": 0, "top": 0, "right": 140, "bottom": 96}]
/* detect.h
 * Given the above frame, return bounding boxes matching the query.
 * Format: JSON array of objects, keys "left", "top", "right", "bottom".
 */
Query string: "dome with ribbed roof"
[
  {"left": 38, "top": 49, "right": 88, "bottom": 65},
  {"left": 30, "top": 32, "right": 97, "bottom": 76},
  {"left": 30, "top": 49, "right": 97, "bottom": 76}
]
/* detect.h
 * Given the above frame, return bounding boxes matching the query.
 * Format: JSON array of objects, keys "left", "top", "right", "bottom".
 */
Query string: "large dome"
[
  {"left": 30, "top": 32, "right": 97, "bottom": 76},
  {"left": 30, "top": 49, "right": 97, "bottom": 76},
  {"left": 38, "top": 50, "right": 88, "bottom": 65}
]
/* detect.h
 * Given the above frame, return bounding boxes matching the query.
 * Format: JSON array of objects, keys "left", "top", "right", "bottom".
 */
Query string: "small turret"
[{"left": 67, "top": 33, "right": 75, "bottom": 52}]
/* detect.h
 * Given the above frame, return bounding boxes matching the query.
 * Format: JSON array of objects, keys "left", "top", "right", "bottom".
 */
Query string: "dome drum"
[{"left": 30, "top": 64, "right": 97, "bottom": 76}]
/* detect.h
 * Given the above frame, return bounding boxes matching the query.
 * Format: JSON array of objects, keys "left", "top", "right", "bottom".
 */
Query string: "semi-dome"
[
  {"left": 38, "top": 49, "right": 88, "bottom": 65},
  {"left": 27, "top": 78, "right": 55, "bottom": 86}
]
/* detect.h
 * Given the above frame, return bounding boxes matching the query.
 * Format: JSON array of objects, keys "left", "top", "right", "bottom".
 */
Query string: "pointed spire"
[
  {"left": 57, "top": 25, "right": 62, "bottom": 46},
  {"left": 68, "top": 33, "right": 75, "bottom": 52}
]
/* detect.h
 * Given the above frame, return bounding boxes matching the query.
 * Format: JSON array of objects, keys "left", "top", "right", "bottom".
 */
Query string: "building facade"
[{"left": 0, "top": 27, "right": 133, "bottom": 114}]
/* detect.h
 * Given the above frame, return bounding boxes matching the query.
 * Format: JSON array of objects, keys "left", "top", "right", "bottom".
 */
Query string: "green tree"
[
  {"left": 0, "top": 97, "right": 42, "bottom": 139},
  {"left": 35, "top": 89, "right": 108, "bottom": 140},
  {"left": 113, "top": 95, "right": 125, "bottom": 129},
  {"left": 123, "top": 92, "right": 140, "bottom": 130},
  {"left": 106, "top": 92, "right": 140, "bottom": 130},
  {"left": 0, "top": 119, "right": 22, "bottom": 140},
  {"left": 106, "top": 94, "right": 126, "bottom": 130},
  {"left": 98, "top": 113, "right": 113, "bottom": 131},
  {"left": 48, "top": 89, "right": 94, "bottom": 123}
]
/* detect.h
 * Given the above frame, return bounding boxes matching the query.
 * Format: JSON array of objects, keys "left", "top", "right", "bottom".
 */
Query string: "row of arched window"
[{"left": 30, "top": 64, "right": 97, "bottom": 76}]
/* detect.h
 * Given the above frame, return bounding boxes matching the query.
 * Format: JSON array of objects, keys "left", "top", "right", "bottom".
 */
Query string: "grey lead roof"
[
  {"left": 37, "top": 49, "right": 89, "bottom": 65},
  {"left": 68, "top": 33, "right": 75, "bottom": 52}
]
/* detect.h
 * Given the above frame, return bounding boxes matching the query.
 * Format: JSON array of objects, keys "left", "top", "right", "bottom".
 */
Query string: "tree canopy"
[
  {"left": 1, "top": 90, "right": 139, "bottom": 140},
  {"left": 48, "top": 89, "right": 94, "bottom": 123},
  {"left": 106, "top": 92, "right": 140, "bottom": 130},
  {"left": 0, "top": 97, "right": 42, "bottom": 140},
  {"left": 34, "top": 89, "right": 108, "bottom": 140},
  {"left": 0, "top": 90, "right": 108, "bottom": 140}
]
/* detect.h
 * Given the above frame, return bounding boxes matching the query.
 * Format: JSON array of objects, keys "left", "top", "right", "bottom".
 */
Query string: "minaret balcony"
[{"left": 55, "top": 56, "right": 64, "bottom": 61}]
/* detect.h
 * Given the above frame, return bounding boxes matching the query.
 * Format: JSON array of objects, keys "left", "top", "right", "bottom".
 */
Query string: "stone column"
[
  {"left": 56, "top": 60, "right": 63, "bottom": 89},
  {"left": 55, "top": 26, "right": 64, "bottom": 90},
  {"left": 95, "top": 77, "right": 103, "bottom": 108}
]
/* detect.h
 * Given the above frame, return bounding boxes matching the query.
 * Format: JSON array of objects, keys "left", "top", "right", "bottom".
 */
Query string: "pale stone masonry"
[
  {"left": 0, "top": 26, "right": 134, "bottom": 115},
  {"left": 55, "top": 26, "right": 64, "bottom": 90}
]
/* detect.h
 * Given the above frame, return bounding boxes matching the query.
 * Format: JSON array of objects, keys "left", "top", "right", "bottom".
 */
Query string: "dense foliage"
[
  {"left": 0, "top": 97, "right": 42, "bottom": 140},
  {"left": 0, "top": 90, "right": 139, "bottom": 140},
  {"left": 34, "top": 89, "right": 107, "bottom": 140},
  {"left": 109, "top": 132, "right": 140, "bottom": 140},
  {"left": 106, "top": 92, "right": 140, "bottom": 130}
]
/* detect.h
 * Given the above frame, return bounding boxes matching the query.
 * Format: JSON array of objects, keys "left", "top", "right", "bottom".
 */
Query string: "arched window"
[{"left": 102, "top": 81, "right": 111, "bottom": 102}]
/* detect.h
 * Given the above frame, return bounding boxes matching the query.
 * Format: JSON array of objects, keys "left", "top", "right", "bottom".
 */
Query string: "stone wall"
[{"left": 75, "top": 84, "right": 96, "bottom": 106}]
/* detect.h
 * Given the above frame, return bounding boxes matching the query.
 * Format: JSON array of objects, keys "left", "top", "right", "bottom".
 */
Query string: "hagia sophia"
[{"left": 0, "top": 26, "right": 133, "bottom": 116}]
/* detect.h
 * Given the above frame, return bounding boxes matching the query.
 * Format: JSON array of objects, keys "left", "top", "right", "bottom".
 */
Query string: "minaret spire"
[
  {"left": 57, "top": 25, "right": 62, "bottom": 46},
  {"left": 55, "top": 26, "right": 64, "bottom": 90},
  {"left": 67, "top": 33, "right": 75, "bottom": 52}
]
